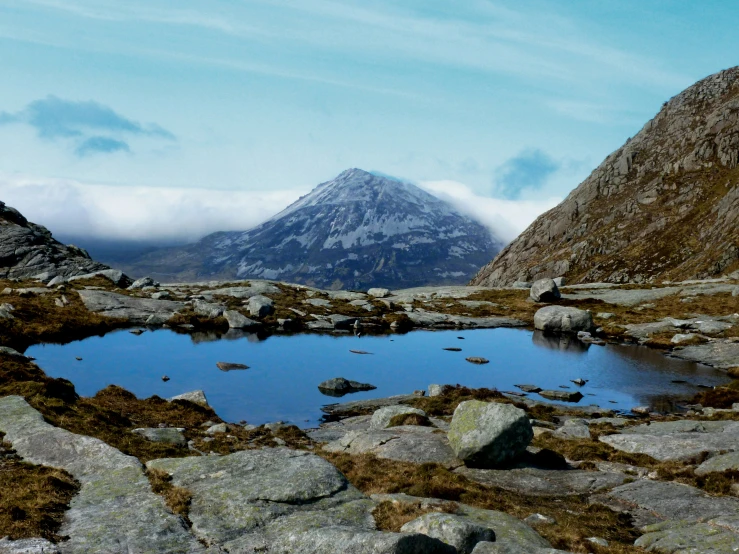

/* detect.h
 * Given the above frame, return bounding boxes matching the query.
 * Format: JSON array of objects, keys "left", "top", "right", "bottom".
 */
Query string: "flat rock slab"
[
  {"left": 406, "top": 312, "right": 526, "bottom": 329},
  {"left": 77, "top": 289, "right": 185, "bottom": 324},
  {"left": 323, "top": 428, "right": 462, "bottom": 466},
  {"left": 372, "top": 494, "right": 554, "bottom": 552},
  {"left": 0, "top": 396, "right": 202, "bottom": 553},
  {"left": 594, "top": 480, "right": 739, "bottom": 551},
  {"left": 455, "top": 467, "right": 627, "bottom": 496},
  {"left": 321, "top": 394, "right": 419, "bottom": 418},
  {"left": 669, "top": 340, "right": 739, "bottom": 369},
  {"left": 600, "top": 421, "right": 739, "bottom": 461},
  {"left": 147, "top": 448, "right": 452, "bottom": 553}
]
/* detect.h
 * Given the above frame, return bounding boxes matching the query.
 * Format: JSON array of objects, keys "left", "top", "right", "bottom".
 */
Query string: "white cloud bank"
[
  {"left": 419, "top": 180, "right": 561, "bottom": 243},
  {"left": 0, "top": 173, "right": 560, "bottom": 245}
]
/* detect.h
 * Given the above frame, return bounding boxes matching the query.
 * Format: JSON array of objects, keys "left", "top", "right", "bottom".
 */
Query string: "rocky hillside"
[
  {"left": 0, "top": 201, "right": 111, "bottom": 281},
  {"left": 125, "top": 169, "right": 503, "bottom": 289},
  {"left": 472, "top": 66, "right": 739, "bottom": 287}
]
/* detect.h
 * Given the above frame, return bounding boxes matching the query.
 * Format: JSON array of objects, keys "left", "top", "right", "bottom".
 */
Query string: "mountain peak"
[{"left": 124, "top": 169, "right": 504, "bottom": 288}]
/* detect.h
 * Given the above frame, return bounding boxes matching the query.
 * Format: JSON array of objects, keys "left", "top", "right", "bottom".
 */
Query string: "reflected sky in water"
[{"left": 27, "top": 328, "right": 729, "bottom": 427}]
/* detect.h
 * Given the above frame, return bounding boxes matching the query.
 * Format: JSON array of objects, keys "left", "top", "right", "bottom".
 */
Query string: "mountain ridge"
[{"left": 472, "top": 66, "right": 739, "bottom": 287}]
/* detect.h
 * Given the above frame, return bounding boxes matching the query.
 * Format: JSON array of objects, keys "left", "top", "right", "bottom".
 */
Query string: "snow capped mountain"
[{"left": 125, "top": 169, "right": 503, "bottom": 289}]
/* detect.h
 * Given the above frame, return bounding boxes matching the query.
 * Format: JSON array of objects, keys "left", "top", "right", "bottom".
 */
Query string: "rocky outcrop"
[
  {"left": 0, "top": 201, "right": 113, "bottom": 282},
  {"left": 533, "top": 306, "right": 595, "bottom": 335},
  {"left": 122, "top": 169, "right": 503, "bottom": 289},
  {"left": 77, "top": 289, "right": 185, "bottom": 324},
  {"left": 447, "top": 401, "right": 533, "bottom": 467},
  {"left": 472, "top": 67, "right": 739, "bottom": 286}
]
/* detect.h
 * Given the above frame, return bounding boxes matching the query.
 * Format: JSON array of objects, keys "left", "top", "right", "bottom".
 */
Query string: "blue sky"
[{"left": 0, "top": 0, "right": 736, "bottom": 241}]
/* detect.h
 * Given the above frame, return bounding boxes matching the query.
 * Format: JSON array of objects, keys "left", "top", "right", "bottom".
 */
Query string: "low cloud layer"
[
  {"left": 0, "top": 174, "right": 558, "bottom": 245},
  {"left": 419, "top": 180, "right": 560, "bottom": 242},
  {"left": 0, "top": 96, "right": 174, "bottom": 156},
  {"left": 0, "top": 174, "right": 307, "bottom": 243}
]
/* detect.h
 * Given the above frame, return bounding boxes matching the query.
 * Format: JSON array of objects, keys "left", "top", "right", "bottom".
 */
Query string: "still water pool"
[{"left": 27, "top": 328, "right": 729, "bottom": 427}]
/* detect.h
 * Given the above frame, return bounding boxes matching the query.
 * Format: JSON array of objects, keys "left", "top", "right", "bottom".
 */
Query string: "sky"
[{"left": 0, "top": 0, "right": 737, "bottom": 243}]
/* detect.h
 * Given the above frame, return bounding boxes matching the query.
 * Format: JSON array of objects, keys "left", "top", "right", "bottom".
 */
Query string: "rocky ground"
[{"left": 0, "top": 273, "right": 738, "bottom": 553}]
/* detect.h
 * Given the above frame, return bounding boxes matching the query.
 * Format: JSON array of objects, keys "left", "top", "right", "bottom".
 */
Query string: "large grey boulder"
[
  {"left": 533, "top": 306, "right": 595, "bottom": 334},
  {"left": 668, "top": 340, "right": 739, "bottom": 370},
  {"left": 370, "top": 405, "right": 427, "bottom": 430},
  {"left": 455, "top": 467, "right": 627, "bottom": 496},
  {"left": 401, "top": 513, "right": 494, "bottom": 554},
  {"left": 448, "top": 401, "right": 533, "bottom": 467},
  {"left": 368, "top": 287, "right": 391, "bottom": 298},
  {"left": 530, "top": 279, "right": 561, "bottom": 302},
  {"left": 247, "top": 294, "right": 274, "bottom": 318},
  {"left": 68, "top": 269, "right": 132, "bottom": 288},
  {"left": 77, "top": 289, "right": 185, "bottom": 324},
  {"left": 0, "top": 396, "right": 204, "bottom": 553},
  {"left": 127, "top": 276, "right": 158, "bottom": 290},
  {"left": 223, "top": 309, "right": 260, "bottom": 329}
]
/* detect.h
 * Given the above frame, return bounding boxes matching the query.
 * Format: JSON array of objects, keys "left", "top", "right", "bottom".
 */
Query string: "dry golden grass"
[
  {"left": 320, "top": 451, "right": 642, "bottom": 553},
  {"left": 0, "top": 433, "right": 79, "bottom": 542},
  {"left": 146, "top": 468, "right": 193, "bottom": 522},
  {"left": 372, "top": 499, "right": 458, "bottom": 532},
  {"left": 387, "top": 413, "right": 432, "bottom": 427}
]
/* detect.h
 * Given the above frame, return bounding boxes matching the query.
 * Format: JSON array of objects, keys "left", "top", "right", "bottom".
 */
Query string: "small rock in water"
[
  {"left": 349, "top": 349, "right": 372, "bottom": 355},
  {"left": 465, "top": 357, "right": 489, "bottom": 364},
  {"left": 216, "top": 362, "right": 249, "bottom": 371},
  {"left": 671, "top": 379, "right": 688, "bottom": 384},
  {"left": 515, "top": 384, "right": 542, "bottom": 393},
  {"left": 130, "top": 329, "right": 145, "bottom": 336},
  {"left": 317, "top": 377, "right": 376, "bottom": 397},
  {"left": 571, "top": 378, "right": 588, "bottom": 386},
  {"left": 457, "top": 336, "right": 465, "bottom": 339},
  {"left": 75, "top": 357, "right": 82, "bottom": 361},
  {"left": 558, "top": 385, "right": 570, "bottom": 389},
  {"left": 631, "top": 405, "right": 651, "bottom": 415},
  {"left": 539, "top": 390, "right": 583, "bottom": 402},
  {"left": 443, "top": 347, "right": 462, "bottom": 352},
  {"left": 161, "top": 375, "right": 170, "bottom": 382}
]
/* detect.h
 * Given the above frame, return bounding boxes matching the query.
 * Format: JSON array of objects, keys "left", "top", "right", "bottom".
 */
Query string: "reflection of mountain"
[{"left": 531, "top": 331, "right": 589, "bottom": 354}]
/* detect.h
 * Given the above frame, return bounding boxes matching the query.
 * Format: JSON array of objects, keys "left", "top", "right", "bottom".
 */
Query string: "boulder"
[
  {"left": 67, "top": 269, "right": 133, "bottom": 288},
  {"left": 0, "top": 538, "right": 61, "bottom": 553},
  {"left": 132, "top": 427, "right": 186, "bottom": 447},
  {"left": 127, "top": 276, "right": 158, "bottom": 290},
  {"left": 223, "top": 310, "right": 260, "bottom": 329},
  {"left": 530, "top": 279, "right": 561, "bottom": 302},
  {"left": 448, "top": 401, "right": 533, "bottom": 467},
  {"left": 370, "top": 405, "right": 427, "bottom": 430},
  {"left": 169, "top": 390, "right": 209, "bottom": 407},
  {"left": 400, "top": 513, "right": 494, "bottom": 554},
  {"left": 552, "top": 277, "right": 566, "bottom": 287},
  {"left": 428, "top": 384, "right": 444, "bottom": 397},
  {"left": 247, "top": 294, "right": 274, "bottom": 318},
  {"left": 193, "top": 299, "right": 225, "bottom": 318},
  {"left": 533, "top": 306, "right": 595, "bottom": 334},
  {"left": 77, "top": 289, "right": 184, "bottom": 324},
  {"left": 318, "top": 377, "right": 376, "bottom": 397},
  {"left": 216, "top": 362, "right": 249, "bottom": 371},
  {"left": 367, "top": 288, "right": 391, "bottom": 298},
  {"left": 150, "top": 291, "right": 171, "bottom": 300}
]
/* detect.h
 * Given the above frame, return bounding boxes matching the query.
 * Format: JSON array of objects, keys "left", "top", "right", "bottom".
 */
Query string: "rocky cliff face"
[
  {"left": 125, "top": 169, "right": 502, "bottom": 289},
  {"left": 0, "top": 201, "right": 110, "bottom": 281},
  {"left": 472, "top": 67, "right": 739, "bottom": 287}
]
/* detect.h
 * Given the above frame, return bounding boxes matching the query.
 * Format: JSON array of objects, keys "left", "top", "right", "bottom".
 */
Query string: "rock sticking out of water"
[
  {"left": 216, "top": 362, "right": 249, "bottom": 371},
  {"left": 318, "top": 377, "right": 377, "bottom": 397},
  {"left": 466, "top": 357, "right": 489, "bottom": 364}
]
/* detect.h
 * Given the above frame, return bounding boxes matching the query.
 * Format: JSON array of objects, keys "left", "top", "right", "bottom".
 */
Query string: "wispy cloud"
[
  {"left": 0, "top": 95, "right": 174, "bottom": 156},
  {"left": 493, "top": 149, "right": 560, "bottom": 200}
]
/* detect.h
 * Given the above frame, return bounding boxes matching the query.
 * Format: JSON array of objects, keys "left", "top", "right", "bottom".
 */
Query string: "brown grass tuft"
[
  {"left": 372, "top": 500, "right": 458, "bottom": 532},
  {"left": 146, "top": 468, "right": 192, "bottom": 522}
]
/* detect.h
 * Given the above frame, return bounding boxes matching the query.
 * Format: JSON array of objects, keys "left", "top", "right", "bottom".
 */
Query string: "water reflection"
[{"left": 532, "top": 331, "right": 589, "bottom": 354}]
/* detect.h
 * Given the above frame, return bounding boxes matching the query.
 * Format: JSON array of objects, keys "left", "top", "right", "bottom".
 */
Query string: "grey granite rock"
[
  {"left": 428, "top": 384, "right": 444, "bottom": 397},
  {"left": 321, "top": 394, "right": 419, "bottom": 418},
  {"left": 223, "top": 309, "right": 260, "bottom": 329},
  {"left": 323, "top": 427, "right": 461, "bottom": 466},
  {"left": 318, "top": 377, "right": 377, "bottom": 397},
  {"left": 401, "top": 513, "right": 494, "bottom": 554},
  {"left": 669, "top": 340, "right": 739, "bottom": 369},
  {"left": 696, "top": 451, "right": 739, "bottom": 475},
  {"left": 533, "top": 306, "right": 595, "bottom": 334},
  {"left": 0, "top": 396, "right": 202, "bottom": 553},
  {"left": 370, "top": 406, "right": 427, "bottom": 430},
  {"left": 132, "top": 427, "right": 186, "bottom": 447},
  {"left": 68, "top": 269, "right": 132, "bottom": 288},
  {"left": 471, "top": 543, "right": 571, "bottom": 554},
  {"left": 169, "top": 389, "right": 209, "bottom": 407},
  {"left": 247, "top": 294, "right": 274, "bottom": 318},
  {"left": 530, "top": 279, "right": 561, "bottom": 303},
  {"left": 538, "top": 390, "right": 584, "bottom": 402},
  {"left": 77, "top": 289, "right": 184, "bottom": 324},
  {"left": 448, "top": 401, "right": 533, "bottom": 467},
  {"left": 192, "top": 299, "right": 225, "bottom": 318},
  {"left": 0, "top": 538, "right": 61, "bottom": 554},
  {"left": 368, "top": 288, "right": 391, "bottom": 298},
  {"left": 127, "top": 276, "right": 158, "bottom": 290},
  {"left": 456, "top": 466, "right": 627, "bottom": 496}
]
